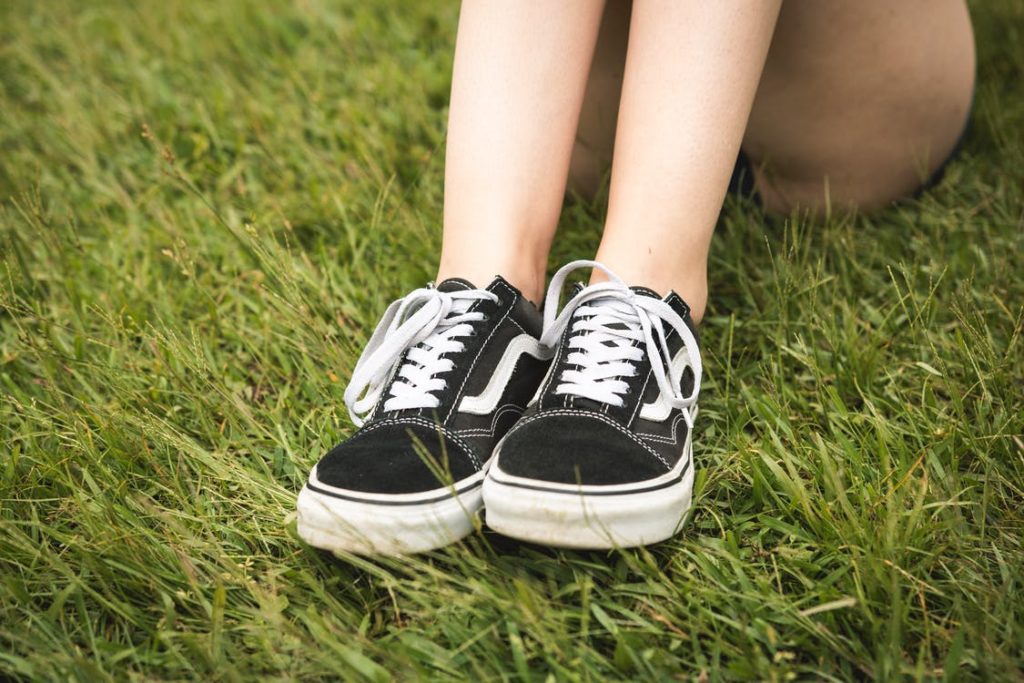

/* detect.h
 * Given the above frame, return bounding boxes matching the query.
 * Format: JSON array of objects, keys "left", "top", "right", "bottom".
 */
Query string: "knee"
[
  {"left": 745, "top": 0, "right": 976, "bottom": 215},
  {"left": 747, "top": 105, "right": 971, "bottom": 215}
]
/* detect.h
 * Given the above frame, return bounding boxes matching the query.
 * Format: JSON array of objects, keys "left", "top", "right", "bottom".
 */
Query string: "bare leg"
[
  {"left": 745, "top": 0, "right": 976, "bottom": 212},
  {"left": 437, "top": 1, "right": 606, "bottom": 303},
  {"left": 571, "top": 2, "right": 977, "bottom": 216},
  {"left": 594, "top": 1, "right": 781, "bottom": 322},
  {"left": 568, "top": 0, "right": 631, "bottom": 200}
]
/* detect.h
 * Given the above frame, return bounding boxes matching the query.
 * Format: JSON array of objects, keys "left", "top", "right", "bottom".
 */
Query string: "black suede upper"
[
  {"left": 316, "top": 419, "right": 480, "bottom": 494},
  {"left": 314, "top": 276, "right": 548, "bottom": 495},
  {"left": 495, "top": 411, "right": 669, "bottom": 485},
  {"left": 494, "top": 287, "right": 699, "bottom": 488}
]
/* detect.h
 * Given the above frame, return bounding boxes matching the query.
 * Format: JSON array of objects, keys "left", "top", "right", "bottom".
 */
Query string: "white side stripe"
[
  {"left": 639, "top": 347, "right": 692, "bottom": 422},
  {"left": 458, "top": 334, "right": 552, "bottom": 415}
]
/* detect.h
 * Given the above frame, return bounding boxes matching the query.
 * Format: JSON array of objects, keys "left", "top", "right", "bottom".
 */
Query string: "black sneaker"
[
  {"left": 297, "top": 276, "right": 550, "bottom": 554},
  {"left": 483, "top": 260, "right": 702, "bottom": 549}
]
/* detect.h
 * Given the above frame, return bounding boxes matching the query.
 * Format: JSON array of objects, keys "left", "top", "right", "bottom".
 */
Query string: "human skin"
[
  {"left": 437, "top": 1, "right": 605, "bottom": 304},
  {"left": 438, "top": 1, "right": 976, "bottom": 321}
]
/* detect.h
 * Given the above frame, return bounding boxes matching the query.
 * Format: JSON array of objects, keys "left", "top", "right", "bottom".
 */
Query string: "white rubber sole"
[
  {"left": 482, "top": 454, "right": 694, "bottom": 549},
  {"left": 296, "top": 466, "right": 485, "bottom": 555}
]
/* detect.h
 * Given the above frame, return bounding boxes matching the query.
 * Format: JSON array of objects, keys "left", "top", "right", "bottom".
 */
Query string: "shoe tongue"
[
  {"left": 629, "top": 285, "right": 695, "bottom": 328},
  {"left": 629, "top": 285, "right": 664, "bottom": 300},
  {"left": 433, "top": 278, "right": 484, "bottom": 322},
  {"left": 578, "top": 290, "right": 640, "bottom": 340},
  {"left": 436, "top": 277, "right": 477, "bottom": 293}
]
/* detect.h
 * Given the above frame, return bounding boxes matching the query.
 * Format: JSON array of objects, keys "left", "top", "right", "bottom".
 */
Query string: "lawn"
[{"left": 1, "top": 0, "right": 1022, "bottom": 680}]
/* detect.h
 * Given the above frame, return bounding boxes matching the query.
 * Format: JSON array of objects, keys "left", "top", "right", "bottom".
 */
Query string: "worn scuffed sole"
[
  {"left": 296, "top": 470, "right": 484, "bottom": 555},
  {"left": 482, "top": 455, "right": 694, "bottom": 550}
]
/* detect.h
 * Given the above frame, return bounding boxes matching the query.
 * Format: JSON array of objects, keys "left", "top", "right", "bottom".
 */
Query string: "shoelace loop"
[
  {"left": 540, "top": 260, "right": 702, "bottom": 424},
  {"left": 344, "top": 286, "right": 498, "bottom": 426}
]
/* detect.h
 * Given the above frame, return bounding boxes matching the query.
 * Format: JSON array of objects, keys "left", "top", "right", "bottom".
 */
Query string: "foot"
[
  {"left": 297, "top": 276, "right": 550, "bottom": 555},
  {"left": 483, "top": 260, "right": 702, "bottom": 549}
]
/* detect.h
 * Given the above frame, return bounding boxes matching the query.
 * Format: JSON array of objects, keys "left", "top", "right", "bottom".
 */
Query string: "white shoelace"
[
  {"left": 540, "top": 260, "right": 702, "bottom": 425},
  {"left": 343, "top": 285, "right": 498, "bottom": 426}
]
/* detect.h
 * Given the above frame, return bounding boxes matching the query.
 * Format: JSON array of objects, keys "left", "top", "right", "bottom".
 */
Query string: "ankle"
[
  {"left": 587, "top": 258, "right": 708, "bottom": 324},
  {"left": 436, "top": 255, "right": 546, "bottom": 305}
]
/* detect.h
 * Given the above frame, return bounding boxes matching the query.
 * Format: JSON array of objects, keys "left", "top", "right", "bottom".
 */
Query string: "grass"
[{"left": 1, "top": 0, "right": 1022, "bottom": 679}]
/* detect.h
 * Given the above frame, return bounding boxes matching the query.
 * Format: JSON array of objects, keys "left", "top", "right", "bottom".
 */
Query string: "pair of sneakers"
[{"left": 296, "top": 260, "right": 702, "bottom": 554}]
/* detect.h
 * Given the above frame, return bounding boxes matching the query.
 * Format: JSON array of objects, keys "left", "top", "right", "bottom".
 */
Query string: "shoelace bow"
[
  {"left": 343, "top": 286, "right": 498, "bottom": 426},
  {"left": 540, "top": 260, "right": 702, "bottom": 426}
]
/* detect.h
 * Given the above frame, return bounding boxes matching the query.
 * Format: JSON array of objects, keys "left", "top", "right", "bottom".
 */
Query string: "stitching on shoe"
[
  {"left": 605, "top": 336, "right": 642, "bottom": 416},
  {"left": 452, "top": 402, "right": 525, "bottom": 437},
  {"left": 629, "top": 369, "right": 653, "bottom": 425},
  {"left": 346, "top": 416, "right": 482, "bottom": 468},
  {"left": 489, "top": 277, "right": 517, "bottom": 301},
  {"left": 508, "top": 317, "right": 529, "bottom": 335},
  {"left": 443, "top": 296, "right": 514, "bottom": 423},
  {"left": 507, "top": 409, "right": 671, "bottom": 469},
  {"left": 366, "top": 280, "right": 521, "bottom": 427},
  {"left": 628, "top": 325, "right": 681, "bottom": 425},
  {"left": 620, "top": 336, "right": 644, "bottom": 418},
  {"left": 636, "top": 410, "right": 689, "bottom": 445},
  {"left": 538, "top": 321, "right": 570, "bottom": 411},
  {"left": 665, "top": 291, "right": 691, "bottom": 318}
]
